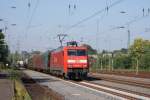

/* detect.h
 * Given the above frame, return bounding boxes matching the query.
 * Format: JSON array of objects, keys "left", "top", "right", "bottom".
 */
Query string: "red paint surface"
[{"left": 32, "top": 54, "right": 44, "bottom": 69}]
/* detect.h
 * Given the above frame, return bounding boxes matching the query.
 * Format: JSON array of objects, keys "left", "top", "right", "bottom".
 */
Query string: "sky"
[{"left": 0, "top": 0, "right": 150, "bottom": 53}]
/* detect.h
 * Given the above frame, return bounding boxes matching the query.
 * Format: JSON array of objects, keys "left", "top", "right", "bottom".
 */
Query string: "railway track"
[
  {"left": 85, "top": 80, "right": 149, "bottom": 97},
  {"left": 56, "top": 71, "right": 148, "bottom": 99},
  {"left": 89, "top": 73, "right": 150, "bottom": 88},
  {"left": 68, "top": 73, "right": 150, "bottom": 99},
  {"left": 23, "top": 69, "right": 150, "bottom": 100},
  {"left": 68, "top": 79, "right": 150, "bottom": 99},
  {"left": 85, "top": 80, "right": 150, "bottom": 98},
  {"left": 55, "top": 75, "right": 150, "bottom": 99},
  {"left": 77, "top": 81, "right": 141, "bottom": 100}
]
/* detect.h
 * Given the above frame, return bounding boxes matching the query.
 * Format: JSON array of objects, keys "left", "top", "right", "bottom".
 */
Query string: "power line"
[
  {"left": 25, "top": 0, "right": 40, "bottom": 38},
  {"left": 104, "top": 14, "right": 149, "bottom": 49},
  {"left": 100, "top": 13, "right": 150, "bottom": 35},
  {"left": 125, "top": 14, "right": 150, "bottom": 26},
  {"left": 63, "top": 0, "right": 125, "bottom": 33}
]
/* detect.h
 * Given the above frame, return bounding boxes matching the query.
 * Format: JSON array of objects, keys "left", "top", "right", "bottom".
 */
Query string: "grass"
[
  {"left": 13, "top": 80, "right": 32, "bottom": 100},
  {"left": 0, "top": 66, "right": 22, "bottom": 80},
  {"left": 0, "top": 66, "right": 32, "bottom": 100}
]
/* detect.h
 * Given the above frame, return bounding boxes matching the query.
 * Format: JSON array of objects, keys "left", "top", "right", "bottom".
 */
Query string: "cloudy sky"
[{"left": 0, "top": 0, "right": 150, "bottom": 52}]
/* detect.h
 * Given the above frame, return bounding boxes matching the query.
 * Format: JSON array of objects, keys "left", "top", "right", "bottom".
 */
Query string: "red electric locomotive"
[
  {"left": 28, "top": 41, "right": 89, "bottom": 79},
  {"left": 50, "top": 41, "right": 89, "bottom": 79}
]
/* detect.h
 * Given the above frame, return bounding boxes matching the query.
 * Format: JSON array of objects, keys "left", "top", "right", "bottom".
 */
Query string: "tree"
[
  {"left": 0, "top": 30, "right": 5, "bottom": 44},
  {"left": 139, "top": 40, "right": 150, "bottom": 70},
  {"left": 0, "top": 30, "right": 9, "bottom": 65},
  {"left": 113, "top": 54, "right": 131, "bottom": 69},
  {"left": 129, "top": 38, "right": 145, "bottom": 74}
]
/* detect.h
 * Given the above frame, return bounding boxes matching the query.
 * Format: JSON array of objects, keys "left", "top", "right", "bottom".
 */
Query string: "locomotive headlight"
[
  {"left": 68, "top": 59, "right": 87, "bottom": 63},
  {"left": 79, "top": 60, "right": 87, "bottom": 63},
  {"left": 68, "top": 60, "right": 76, "bottom": 63}
]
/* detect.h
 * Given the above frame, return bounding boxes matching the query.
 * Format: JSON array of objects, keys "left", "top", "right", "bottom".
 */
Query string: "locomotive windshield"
[
  {"left": 68, "top": 49, "right": 86, "bottom": 56},
  {"left": 77, "top": 50, "right": 86, "bottom": 56},
  {"left": 68, "top": 50, "right": 76, "bottom": 56}
]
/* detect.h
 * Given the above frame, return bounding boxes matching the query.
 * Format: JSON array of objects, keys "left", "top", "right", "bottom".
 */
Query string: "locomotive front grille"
[
  {"left": 67, "top": 68, "right": 88, "bottom": 79},
  {"left": 68, "top": 68, "right": 88, "bottom": 73}
]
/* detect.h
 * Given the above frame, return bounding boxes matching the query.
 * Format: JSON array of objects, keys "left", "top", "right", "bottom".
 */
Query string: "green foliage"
[
  {"left": 140, "top": 53, "right": 150, "bottom": 70},
  {"left": 0, "top": 32, "right": 5, "bottom": 39},
  {"left": 101, "top": 55, "right": 110, "bottom": 68},
  {"left": 0, "top": 31, "right": 9, "bottom": 64},
  {"left": 129, "top": 38, "right": 145, "bottom": 59},
  {"left": 129, "top": 38, "right": 150, "bottom": 70},
  {"left": 90, "top": 38, "right": 150, "bottom": 72},
  {"left": 113, "top": 54, "right": 132, "bottom": 69}
]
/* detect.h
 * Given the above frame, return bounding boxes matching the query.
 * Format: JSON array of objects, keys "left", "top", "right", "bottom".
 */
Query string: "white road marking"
[{"left": 80, "top": 81, "right": 150, "bottom": 100}]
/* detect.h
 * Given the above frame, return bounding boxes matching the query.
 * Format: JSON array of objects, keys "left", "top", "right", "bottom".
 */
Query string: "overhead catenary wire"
[
  {"left": 27, "top": 0, "right": 31, "bottom": 18},
  {"left": 25, "top": 0, "right": 40, "bottom": 38},
  {"left": 101, "top": 12, "right": 150, "bottom": 49},
  {"left": 28, "top": 0, "right": 31, "bottom": 8},
  {"left": 63, "top": 0, "right": 124, "bottom": 47},
  {"left": 125, "top": 14, "right": 150, "bottom": 26},
  {"left": 99, "top": 13, "right": 150, "bottom": 35},
  {"left": 63, "top": 0, "right": 125, "bottom": 34},
  {"left": 106, "top": 0, "right": 111, "bottom": 15}
]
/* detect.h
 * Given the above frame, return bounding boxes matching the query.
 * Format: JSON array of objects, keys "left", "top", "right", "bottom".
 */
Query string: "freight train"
[{"left": 28, "top": 41, "right": 89, "bottom": 79}]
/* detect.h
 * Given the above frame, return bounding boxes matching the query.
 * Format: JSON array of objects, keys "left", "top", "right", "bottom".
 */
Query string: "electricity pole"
[
  {"left": 127, "top": 29, "right": 130, "bottom": 49},
  {"left": 96, "top": 19, "right": 100, "bottom": 72}
]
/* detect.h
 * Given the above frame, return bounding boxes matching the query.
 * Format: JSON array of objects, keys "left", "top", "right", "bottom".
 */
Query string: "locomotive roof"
[
  {"left": 64, "top": 46, "right": 86, "bottom": 49},
  {"left": 51, "top": 45, "right": 87, "bottom": 53}
]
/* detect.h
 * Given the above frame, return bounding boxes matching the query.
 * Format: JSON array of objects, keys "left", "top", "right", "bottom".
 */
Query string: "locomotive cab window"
[
  {"left": 77, "top": 50, "right": 86, "bottom": 56},
  {"left": 68, "top": 50, "right": 76, "bottom": 56},
  {"left": 68, "top": 49, "right": 86, "bottom": 56}
]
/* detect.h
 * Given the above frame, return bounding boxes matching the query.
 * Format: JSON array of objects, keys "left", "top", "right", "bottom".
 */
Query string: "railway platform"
[
  {"left": 23, "top": 69, "right": 124, "bottom": 100},
  {"left": 0, "top": 79, "right": 14, "bottom": 100}
]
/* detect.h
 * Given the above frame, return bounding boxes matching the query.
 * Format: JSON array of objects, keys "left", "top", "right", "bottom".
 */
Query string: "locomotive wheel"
[{"left": 62, "top": 73, "right": 68, "bottom": 80}]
